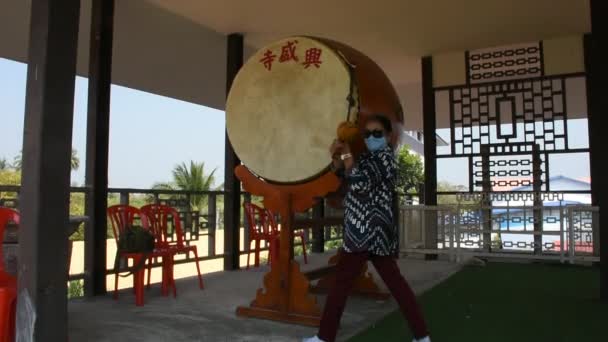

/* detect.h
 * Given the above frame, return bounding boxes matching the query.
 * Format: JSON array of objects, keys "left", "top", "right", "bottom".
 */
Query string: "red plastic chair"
[
  {"left": 0, "top": 287, "right": 15, "bottom": 342},
  {"left": 0, "top": 208, "right": 19, "bottom": 342},
  {"left": 265, "top": 208, "right": 308, "bottom": 265},
  {"left": 107, "top": 205, "right": 175, "bottom": 305},
  {"left": 140, "top": 204, "right": 204, "bottom": 291},
  {"left": 244, "top": 203, "right": 277, "bottom": 269}
]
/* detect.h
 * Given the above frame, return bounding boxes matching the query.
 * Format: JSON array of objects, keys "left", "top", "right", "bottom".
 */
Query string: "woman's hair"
[{"left": 366, "top": 114, "right": 392, "bottom": 133}]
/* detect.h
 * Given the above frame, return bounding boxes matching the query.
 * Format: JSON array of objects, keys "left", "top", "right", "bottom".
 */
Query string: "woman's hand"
[
  {"left": 331, "top": 140, "right": 354, "bottom": 171},
  {"left": 330, "top": 140, "right": 345, "bottom": 171},
  {"left": 341, "top": 142, "right": 351, "bottom": 154},
  {"left": 343, "top": 148, "right": 354, "bottom": 171},
  {"left": 330, "top": 139, "right": 345, "bottom": 156}
]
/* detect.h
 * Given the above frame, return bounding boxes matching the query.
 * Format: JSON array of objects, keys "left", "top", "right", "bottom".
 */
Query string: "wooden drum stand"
[{"left": 234, "top": 165, "right": 389, "bottom": 327}]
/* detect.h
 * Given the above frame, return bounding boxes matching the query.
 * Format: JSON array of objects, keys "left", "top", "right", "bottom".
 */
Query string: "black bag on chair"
[{"left": 113, "top": 225, "right": 156, "bottom": 278}]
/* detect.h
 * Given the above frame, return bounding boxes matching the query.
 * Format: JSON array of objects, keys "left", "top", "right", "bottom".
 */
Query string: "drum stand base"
[
  {"left": 236, "top": 259, "right": 322, "bottom": 327},
  {"left": 309, "top": 249, "right": 391, "bottom": 301}
]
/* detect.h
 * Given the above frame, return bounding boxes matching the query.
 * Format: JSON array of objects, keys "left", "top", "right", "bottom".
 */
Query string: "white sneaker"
[
  {"left": 302, "top": 336, "right": 325, "bottom": 342},
  {"left": 413, "top": 337, "right": 431, "bottom": 342}
]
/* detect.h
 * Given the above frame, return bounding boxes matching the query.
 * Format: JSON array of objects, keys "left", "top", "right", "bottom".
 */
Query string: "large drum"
[{"left": 226, "top": 36, "right": 403, "bottom": 184}]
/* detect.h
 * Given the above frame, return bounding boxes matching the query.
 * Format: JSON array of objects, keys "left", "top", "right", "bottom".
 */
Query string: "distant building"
[
  {"left": 399, "top": 130, "right": 448, "bottom": 157},
  {"left": 491, "top": 175, "right": 591, "bottom": 253}
]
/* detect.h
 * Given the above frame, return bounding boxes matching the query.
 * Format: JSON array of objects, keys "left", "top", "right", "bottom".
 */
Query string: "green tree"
[
  {"left": 67, "top": 280, "right": 84, "bottom": 298},
  {"left": 151, "top": 161, "right": 219, "bottom": 212},
  {"left": 0, "top": 169, "right": 21, "bottom": 199},
  {"left": 0, "top": 158, "right": 8, "bottom": 171},
  {"left": 0, "top": 170, "right": 21, "bottom": 185},
  {"left": 13, "top": 149, "right": 80, "bottom": 171},
  {"left": 395, "top": 145, "right": 424, "bottom": 195}
]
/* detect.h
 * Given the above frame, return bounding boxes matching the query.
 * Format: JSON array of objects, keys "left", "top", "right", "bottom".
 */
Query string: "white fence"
[{"left": 399, "top": 204, "right": 600, "bottom": 264}]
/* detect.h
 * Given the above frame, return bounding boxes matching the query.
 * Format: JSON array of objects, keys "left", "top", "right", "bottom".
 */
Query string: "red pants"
[{"left": 318, "top": 252, "right": 428, "bottom": 342}]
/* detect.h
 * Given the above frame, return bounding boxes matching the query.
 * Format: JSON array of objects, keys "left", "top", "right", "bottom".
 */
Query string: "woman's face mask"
[
  {"left": 364, "top": 136, "right": 387, "bottom": 152},
  {"left": 363, "top": 123, "right": 389, "bottom": 152}
]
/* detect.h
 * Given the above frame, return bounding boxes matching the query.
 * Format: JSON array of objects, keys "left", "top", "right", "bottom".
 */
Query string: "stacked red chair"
[
  {"left": 244, "top": 203, "right": 277, "bottom": 269},
  {"left": 243, "top": 203, "right": 308, "bottom": 269},
  {"left": 0, "top": 208, "right": 19, "bottom": 342},
  {"left": 265, "top": 207, "right": 308, "bottom": 265},
  {"left": 140, "top": 204, "right": 204, "bottom": 293},
  {"left": 107, "top": 205, "right": 175, "bottom": 305}
]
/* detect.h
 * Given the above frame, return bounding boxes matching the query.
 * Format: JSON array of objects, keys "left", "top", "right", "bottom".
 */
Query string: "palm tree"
[
  {"left": 70, "top": 149, "right": 80, "bottom": 171},
  {"left": 151, "top": 161, "right": 218, "bottom": 211},
  {"left": 13, "top": 149, "right": 80, "bottom": 171}
]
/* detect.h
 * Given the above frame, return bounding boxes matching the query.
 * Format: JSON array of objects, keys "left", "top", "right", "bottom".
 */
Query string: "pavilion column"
[
  {"left": 84, "top": 0, "right": 115, "bottom": 297},
  {"left": 17, "top": 0, "right": 80, "bottom": 340},
  {"left": 421, "top": 56, "right": 438, "bottom": 254},
  {"left": 223, "top": 33, "right": 244, "bottom": 270},
  {"left": 585, "top": 0, "right": 607, "bottom": 301}
]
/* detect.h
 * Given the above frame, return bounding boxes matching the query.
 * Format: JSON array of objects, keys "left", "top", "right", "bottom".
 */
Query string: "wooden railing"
[{"left": 0, "top": 185, "right": 343, "bottom": 283}]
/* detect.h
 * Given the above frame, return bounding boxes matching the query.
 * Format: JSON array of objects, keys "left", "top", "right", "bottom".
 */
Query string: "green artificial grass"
[{"left": 350, "top": 262, "right": 605, "bottom": 342}]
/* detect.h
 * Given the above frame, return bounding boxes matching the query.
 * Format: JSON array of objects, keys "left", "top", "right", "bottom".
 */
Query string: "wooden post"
[
  {"left": 532, "top": 144, "right": 543, "bottom": 255},
  {"left": 585, "top": 0, "right": 607, "bottom": 301},
  {"left": 120, "top": 192, "right": 129, "bottom": 205},
  {"left": 243, "top": 193, "right": 252, "bottom": 253},
  {"left": 324, "top": 222, "right": 332, "bottom": 241},
  {"left": 223, "top": 33, "right": 244, "bottom": 270},
  {"left": 422, "top": 56, "right": 438, "bottom": 256},
  {"left": 311, "top": 200, "right": 325, "bottom": 253},
  {"left": 84, "top": 0, "right": 115, "bottom": 297},
  {"left": 422, "top": 56, "right": 438, "bottom": 206},
  {"left": 480, "top": 145, "right": 492, "bottom": 252},
  {"left": 185, "top": 193, "right": 193, "bottom": 233},
  {"left": 17, "top": 0, "right": 80, "bottom": 340},
  {"left": 208, "top": 194, "right": 217, "bottom": 256}
]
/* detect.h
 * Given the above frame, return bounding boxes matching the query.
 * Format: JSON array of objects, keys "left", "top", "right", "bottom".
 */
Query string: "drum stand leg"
[
  {"left": 236, "top": 196, "right": 322, "bottom": 326},
  {"left": 234, "top": 166, "right": 341, "bottom": 327}
]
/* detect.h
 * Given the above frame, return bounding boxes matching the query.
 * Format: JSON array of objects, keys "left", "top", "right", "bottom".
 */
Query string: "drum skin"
[{"left": 226, "top": 36, "right": 403, "bottom": 185}]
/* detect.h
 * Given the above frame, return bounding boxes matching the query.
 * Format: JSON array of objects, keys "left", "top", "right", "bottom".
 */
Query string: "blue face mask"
[{"left": 365, "top": 136, "right": 387, "bottom": 152}]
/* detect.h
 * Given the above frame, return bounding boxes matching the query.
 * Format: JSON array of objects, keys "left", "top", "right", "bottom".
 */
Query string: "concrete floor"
[{"left": 68, "top": 252, "right": 463, "bottom": 342}]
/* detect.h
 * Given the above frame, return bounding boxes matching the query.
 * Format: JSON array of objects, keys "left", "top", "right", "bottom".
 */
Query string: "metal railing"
[{"left": 400, "top": 203, "right": 600, "bottom": 264}]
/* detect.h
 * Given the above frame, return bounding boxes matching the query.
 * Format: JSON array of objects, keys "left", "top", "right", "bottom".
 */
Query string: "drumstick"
[{"left": 336, "top": 121, "right": 359, "bottom": 143}]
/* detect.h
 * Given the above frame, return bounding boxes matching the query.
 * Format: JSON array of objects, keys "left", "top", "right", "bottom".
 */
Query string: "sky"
[
  {"left": 0, "top": 58, "right": 226, "bottom": 189},
  {"left": 0, "top": 57, "right": 590, "bottom": 191}
]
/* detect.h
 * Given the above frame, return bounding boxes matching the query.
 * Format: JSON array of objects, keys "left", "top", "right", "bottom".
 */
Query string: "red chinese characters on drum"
[
  {"left": 303, "top": 48, "right": 322, "bottom": 68},
  {"left": 259, "top": 40, "right": 323, "bottom": 71},
  {"left": 279, "top": 40, "right": 299, "bottom": 62},
  {"left": 260, "top": 50, "right": 277, "bottom": 70}
]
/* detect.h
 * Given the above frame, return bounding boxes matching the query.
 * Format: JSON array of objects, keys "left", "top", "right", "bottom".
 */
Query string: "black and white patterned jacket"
[{"left": 341, "top": 145, "right": 398, "bottom": 256}]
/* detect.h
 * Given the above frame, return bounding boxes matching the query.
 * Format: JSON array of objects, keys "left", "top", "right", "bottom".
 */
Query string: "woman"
[{"left": 304, "top": 115, "right": 431, "bottom": 342}]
